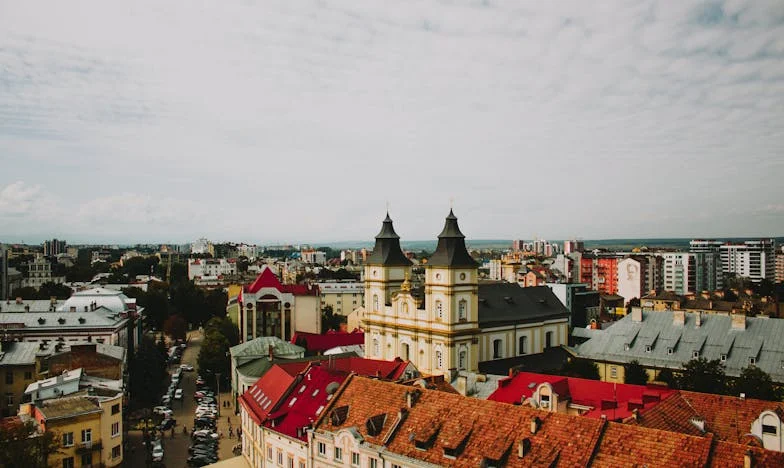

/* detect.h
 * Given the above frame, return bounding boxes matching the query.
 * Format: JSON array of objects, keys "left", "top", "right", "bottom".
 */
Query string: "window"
[
  {"left": 111, "top": 403, "right": 120, "bottom": 415},
  {"left": 267, "top": 446, "right": 273, "bottom": 461},
  {"left": 750, "top": 357, "right": 756, "bottom": 366},
  {"left": 493, "top": 339, "right": 503, "bottom": 359},
  {"left": 62, "top": 432, "right": 74, "bottom": 447},
  {"left": 401, "top": 343, "right": 410, "bottom": 361},
  {"left": 5, "top": 393, "right": 13, "bottom": 406},
  {"left": 692, "top": 351, "right": 699, "bottom": 359},
  {"left": 762, "top": 424, "right": 778, "bottom": 435},
  {"left": 351, "top": 452, "right": 360, "bottom": 466},
  {"left": 373, "top": 339, "right": 380, "bottom": 357},
  {"left": 334, "top": 447, "right": 343, "bottom": 461},
  {"left": 518, "top": 336, "right": 528, "bottom": 355},
  {"left": 373, "top": 295, "right": 379, "bottom": 311},
  {"left": 5, "top": 371, "right": 12, "bottom": 385},
  {"left": 81, "top": 429, "right": 91, "bottom": 443},
  {"left": 458, "top": 300, "right": 467, "bottom": 321},
  {"left": 317, "top": 442, "right": 326, "bottom": 457},
  {"left": 392, "top": 465, "right": 402, "bottom": 468},
  {"left": 545, "top": 331, "right": 554, "bottom": 348},
  {"left": 112, "top": 444, "right": 121, "bottom": 459},
  {"left": 435, "top": 350, "right": 443, "bottom": 369},
  {"left": 721, "top": 354, "right": 727, "bottom": 362},
  {"left": 610, "top": 366, "right": 618, "bottom": 379},
  {"left": 62, "top": 457, "right": 74, "bottom": 468},
  {"left": 540, "top": 393, "right": 551, "bottom": 409},
  {"left": 645, "top": 345, "right": 652, "bottom": 353},
  {"left": 81, "top": 454, "right": 91, "bottom": 466},
  {"left": 24, "top": 371, "right": 32, "bottom": 380},
  {"left": 287, "top": 456, "right": 294, "bottom": 468},
  {"left": 369, "top": 458, "right": 379, "bottom": 468},
  {"left": 111, "top": 422, "right": 120, "bottom": 437},
  {"left": 459, "top": 350, "right": 467, "bottom": 370},
  {"left": 299, "top": 462, "right": 306, "bottom": 468},
  {"left": 278, "top": 449, "right": 283, "bottom": 465},
  {"left": 435, "top": 300, "right": 443, "bottom": 320}
]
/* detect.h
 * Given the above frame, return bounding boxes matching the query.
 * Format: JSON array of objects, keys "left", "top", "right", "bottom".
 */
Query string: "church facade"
[{"left": 363, "top": 211, "right": 570, "bottom": 376}]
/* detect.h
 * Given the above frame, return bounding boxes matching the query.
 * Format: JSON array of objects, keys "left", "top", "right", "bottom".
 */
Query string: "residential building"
[
  {"left": 43, "top": 239, "right": 67, "bottom": 257},
  {"left": 690, "top": 240, "right": 724, "bottom": 290},
  {"left": 519, "top": 269, "right": 547, "bottom": 288},
  {"left": 188, "top": 258, "right": 238, "bottom": 280},
  {"left": 0, "top": 288, "right": 142, "bottom": 348},
  {"left": 309, "top": 375, "right": 783, "bottom": 468},
  {"left": 21, "top": 255, "right": 66, "bottom": 289},
  {"left": 1, "top": 244, "right": 9, "bottom": 301},
  {"left": 21, "top": 392, "right": 124, "bottom": 467},
  {"left": 720, "top": 239, "right": 777, "bottom": 283},
  {"left": 316, "top": 282, "right": 364, "bottom": 316},
  {"left": 660, "top": 253, "right": 696, "bottom": 295},
  {"left": 229, "top": 336, "right": 305, "bottom": 405},
  {"left": 363, "top": 211, "right": 569, "bottom": 376},
  {"left": 45, "top": 342, "right": 126, "bottom": 382},
  {"left": 573, "top": 309, "right": 784, "bottom": 384},
  {"left": 237, "top": 267, "right": 321, "bottom": 342},
  {"left": 616, "top": 255, "right": 661, "bottom": 305},
  {"left": 0, "top": 341, "right": 45, "bottom": 417},
  {"left": 191, "top": 238, "right": 215, "bottom": 256},
  {"left": 564, "top": 239, "right": 584, "bottom": 254},
  {"left": 487, "top": 259, "right": 502, "bottom": 281},
  {"left": 777, "top": 251, "right": 784, "bottom": 283},
  {"left": 301, "top": 249, "right": 327, "bottom": 265},
  {"left": 488, "top": 371, "right": 675, "bottom": 419},
  {"left": 579, "top": 254, "right": 619, "bottom": 295}
]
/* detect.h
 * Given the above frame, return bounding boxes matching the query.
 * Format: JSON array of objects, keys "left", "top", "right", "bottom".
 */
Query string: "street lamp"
[{"left": 216, "top": 372, "right": 221, "bottom": 417}]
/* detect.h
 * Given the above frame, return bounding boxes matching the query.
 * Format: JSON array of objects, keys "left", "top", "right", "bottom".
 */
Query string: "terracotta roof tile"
[
  {"left": 591, "top": 423, "right": 712, "bottom": 468},
  {"left": 708, "top": 440, "right": 784, "bottom": 467}
]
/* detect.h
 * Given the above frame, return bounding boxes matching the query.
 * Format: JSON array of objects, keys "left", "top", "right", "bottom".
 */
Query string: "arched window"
[
  {"left": 373, "top": 294, "right": 379, "bottom": 312},
  {"left": 435, "top": 300, "right": 443, "bottom": 320},
  {"left": 373, "top": 339, "right": 379, "bottom": 357},
  {"left": 518, "top": 336, "right": 528, "bottom": 355},
  {"left": 459, "top": 349, "right": 467, "bottom": 370},
  {"left": 458, "top": 300, "right": 467, "bottom": 321},
  {"left": 401, "top": 343, "right": 410, "bottom": 361},
  {"left": 402, "top": 302, "right": 409, "bottom": 315},
  {"left": 435, "top": 350, "right": 443, "bottom": 369}
]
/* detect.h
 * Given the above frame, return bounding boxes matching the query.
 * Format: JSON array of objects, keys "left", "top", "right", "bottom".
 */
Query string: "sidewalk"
[{"left": 214, "top": 391, "right": 241, "bottom": 460}]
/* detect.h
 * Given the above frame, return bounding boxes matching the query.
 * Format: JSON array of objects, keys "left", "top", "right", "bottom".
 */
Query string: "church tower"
[
  {"left": 364, "top": 213, "right": 412, "bottom": 317},
  {"left": 424, "top": 209, "right": 480, "bottom": 374}
]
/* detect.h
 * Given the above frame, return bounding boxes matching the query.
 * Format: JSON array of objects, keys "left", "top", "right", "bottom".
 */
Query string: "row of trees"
[{"left": 197, "top": 317, "right": 240, "bottom": 387}]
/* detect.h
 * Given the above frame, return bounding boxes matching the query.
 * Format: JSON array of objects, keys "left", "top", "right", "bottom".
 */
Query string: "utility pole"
[{"left": 216, "top": 372, "right": 221, "bottom": 417}]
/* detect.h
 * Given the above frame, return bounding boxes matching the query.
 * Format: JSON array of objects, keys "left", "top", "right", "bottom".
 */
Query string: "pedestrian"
[
  {"left": 229, "top": 427, "right": 233, "bottom": 438},
  {"left": 183, "top": 425, "right": 187, "bottom": 435},
  {"left": 227, "top": 416, "right": 231, "bottom": 425}
]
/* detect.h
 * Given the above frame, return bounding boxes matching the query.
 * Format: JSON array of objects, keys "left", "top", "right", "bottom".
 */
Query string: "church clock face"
[{"left": 460, "top": 273, "right": 467, "bottom": 281}]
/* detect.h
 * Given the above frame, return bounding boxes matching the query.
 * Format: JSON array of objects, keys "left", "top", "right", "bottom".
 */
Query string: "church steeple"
[
  {"left": 366, "top": 213, "right": 412, "bottom": 266},
  {"left": 428, "top": 209, "right": 478, "bottom": 268}
]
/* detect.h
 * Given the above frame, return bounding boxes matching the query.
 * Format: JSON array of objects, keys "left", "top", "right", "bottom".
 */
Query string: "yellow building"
[
  {"left": 0, "top": 341, "right": 43, "bottom": 417},
  {"left": 363, "top": 211, "right": 570, "bottom": 376},
  {"left": 316, "top": 282, "right": 364, "bottom": 318},
  {"left": 22, "top": 392, "right": 123, "bottom": 467}
]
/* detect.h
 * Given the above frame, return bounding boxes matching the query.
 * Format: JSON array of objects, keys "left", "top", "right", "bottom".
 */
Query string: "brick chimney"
[
  {"left": 673, "top": 310, "right": 685, "bottom": 326},
  {"left": 695, "top": 312, "right": 702, "bottom": 328},
  {"left": 631, "top": 307, "right": 643, "bottom": 323},
  {"left": 731, "top": 313, "right": 746, "bottom": 331}
]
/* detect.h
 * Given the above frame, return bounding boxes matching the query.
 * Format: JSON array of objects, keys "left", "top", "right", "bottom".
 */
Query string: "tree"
[
  {"left": 197, "top": 328, "right": 231, "bottom": 386},
  {"left": 128, "top": 336, "right": 168, "bottom": 409},
  {"left": 37, "top": 282, "right": 72, "bottom": 299},
  {"left": 656, "top": 368, "right": 676, "bottom": 387},
  {"left": 321, "top": 305, "right": 346, "bottom": 333},
  {"left": 0, "top": 419, "right": 59, "bottom": 468},
  {"left": 10, "top": 286, "right": 39, "bottom": 298},
  {"left": 204, "top": 316, "right": 239, "bottom": 347},
  {"left": 163, "top": 314, "right": 187, "bottom": 341},
  {"left": 677, "top": 358, "right": 727, "bottom": 394},
  {"left": 624, "top": 360, "right": 649, "bottom": 385},
  {"left": 560, "top": 358, "right": 600, "bottom": 380},
  {"left": 734, "top": 366, "right": 782, "bottom": 401}
]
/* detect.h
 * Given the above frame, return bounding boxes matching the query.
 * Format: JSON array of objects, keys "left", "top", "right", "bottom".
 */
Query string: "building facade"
[
  {"left": 316, "top": 282, "right": 364, "bottom": 317},
  {"left": 21, "top": 255, "right": 66, "bottom": 289},
  {"left": 660, "top": 253, "right": 696, "bottom": 295},
  {"left": 720, "top": 239, "right": 776, "bottom": 283},
  {"left": 689, "top": 240, "right": 724, "bottom": 290},
  {"left": 579, "top": 255, "right": 619, "bottom": 295},
  {"left": 43, "top": 239, "right": 67, "bottom": 257},
  {"left": 187, "top": 258, "right": 238, "bottom": 280}
]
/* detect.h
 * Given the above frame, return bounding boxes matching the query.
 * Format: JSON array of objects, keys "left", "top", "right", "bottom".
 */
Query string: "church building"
[{"left": 363, "top": 211, "right": 570, "bottom": 376}]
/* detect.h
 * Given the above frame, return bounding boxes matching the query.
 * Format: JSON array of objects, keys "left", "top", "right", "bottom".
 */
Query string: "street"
[{"left": 124, "top": 329, "right": 240, "bottom": 467}]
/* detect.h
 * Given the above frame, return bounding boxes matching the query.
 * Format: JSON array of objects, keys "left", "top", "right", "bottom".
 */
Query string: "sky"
[{"left": 1, "top": 0, "right": 783, "bottom": 245}]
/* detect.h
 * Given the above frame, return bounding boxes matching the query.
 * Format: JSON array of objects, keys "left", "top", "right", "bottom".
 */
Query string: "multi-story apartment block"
[
  {"left": 21, "top": 255, "right": 66, "bottom": 289},
  {"left": 720, "top": 239, "right": 776, "bottom": 283},
  {"left": 486, "top": 259, "right": 502, "bottom": 281},
  {"left": 616, "top": 256, "right": 661, "bottom": 304},
  {"left": 563, "top": 239, "right": 584, "bottom": 254},
  {"left": 190, "top": 238, "right": 215, "bottom": 256},
  {"left": 316, "top": 282, "right": 364, "bottom": 316},
  {"left": 43, "top": 239, "right": 67, "bottom": 257},
  {"left": 579, "top": 255, "right": 619, "bottom": 295},
  {"left": 187, "top": 258, "right": 238, "bottom": 280},
  {"left": 301, "top": 249, "right": 327, "bottom": 265},
  {"left": 689, "top": 240, "right": 724, "bottom": 290},
  {"left": 660, "top": 253, "right": 696, "bottom": 295},
  {"left": 777, "top": 250, "right": 784, "bottom": 283}
]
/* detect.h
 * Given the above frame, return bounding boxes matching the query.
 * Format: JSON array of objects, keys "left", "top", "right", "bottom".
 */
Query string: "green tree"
[
  {"left": 204, "top": 316, "right": 239, "bottom": 347},
  {"left": 163, "top": 314, "right": 187, "bottom": 341},
  {"left": 121, "top": 256, "right": 160, "bottom": 278},
  {"left": 37, "top": 282, "right": 72, "bottom": 299},
  {"left": 10, "top": 286, "right": 39, "bottom": 298},
  {"left": 321, "top": 305, "right": 346, "bottom": 333},
  {"left": 656, "top": 368, "right": 676, "bottom": 387},
  {"left": 560, "top": 358, "right": 600, "bottom": 380},
  {"left": 197, "top": 328, "right": 231, "bottom": 386},
  {"left": 677, "top": 358, "right": 727, "bottom": 394},
  {"left": 0, "top": 419, "right": 59, "bottom": 468},
  {"left": 129, "top": 336, "right": 168, "bottom": 409},
  {"left": 733, "top": 366, "right": 782, "bottom": 401},
  {"left": 624, "top": 360, "right": 649, "bottom": 385}
]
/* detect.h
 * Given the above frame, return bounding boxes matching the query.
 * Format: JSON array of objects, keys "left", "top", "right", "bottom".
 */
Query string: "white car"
[
  {"left": 161, "top": 395, "right": 171, "bottom": 405},
  {"left": 180, "top": 364, "right": 194, "bottom": 371},
  {"left": 192, "top": 429, "right": 219, "bottom": 439},
  {"left": 174, "top": 389, "right": 183, "bottom": 400},
  {"left": 152, "top": 444, "right": 164, "bottom": 461}
]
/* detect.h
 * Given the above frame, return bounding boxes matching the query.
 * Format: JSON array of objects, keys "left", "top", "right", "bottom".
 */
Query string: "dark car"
[
  {"left": 159, "top": 418, "right": 176, "bottom": 431},
  {"left": 187, "top": 455, "right": 218, "bottom": 467},
  {"left": 189, "top": 443, "right": 218, "bottom": 454},
  {"left": 189, "top": 447, "right": 217, "bottom": 457},
  {"left": 194, "top": 418, "right": 216, "bottom": 429}
]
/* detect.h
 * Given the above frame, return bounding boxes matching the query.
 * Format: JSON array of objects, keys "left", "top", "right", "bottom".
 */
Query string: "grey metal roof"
[
  {"left": 477, "top": 284, "right": 570, "bottom": 327},
  {"left": 0, "top": 300, "right": 65, "bottom": 313},
  {"left": 366, "top": 213, "right": 412, "bottom": 267},
  {"left": 574, "top": 311, "right": 784, "bottom": 382},
  {"left": 0, "top": 308, "right": 127, "bottom": 330},
  {"left": 230, "top": 336, "right": 305, "bottom": 360},
  {"left": 0, "top": 341, "right": 49, "bottom": 366},
  {"left": 427, "top": 210, "right": 478, "bottom": 268}
]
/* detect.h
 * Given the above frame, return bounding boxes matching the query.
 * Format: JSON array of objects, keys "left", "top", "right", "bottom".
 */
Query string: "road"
[{"left": 124, "top": 329, "right": 240, "bottom": 467}]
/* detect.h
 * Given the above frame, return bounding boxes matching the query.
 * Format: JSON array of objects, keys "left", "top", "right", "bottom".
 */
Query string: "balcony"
[{"left": 76, "top": 440, "right": 102, "bottom": 454}]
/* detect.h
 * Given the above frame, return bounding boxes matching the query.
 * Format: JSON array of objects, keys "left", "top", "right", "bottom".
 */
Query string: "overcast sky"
[{"left": 1, "top": 0, "right": 783, "bottom": 245}]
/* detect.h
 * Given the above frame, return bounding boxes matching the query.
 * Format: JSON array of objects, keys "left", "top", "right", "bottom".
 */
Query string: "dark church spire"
[
  {"left": 427, "top": 210, "right": 478, "bottom": 268},
  {"left": 366, "top": 213, "right": 412, "bottom": 266}
]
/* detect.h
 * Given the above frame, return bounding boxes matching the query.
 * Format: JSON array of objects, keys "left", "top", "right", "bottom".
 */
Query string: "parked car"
[
  {"left": 153, "top": 406, "right": 172, "bottom": 416},
  {"left": 161, "top": 395, "right": 171, "bottom": 405},
  {"left": 175, "top": 389, "right": 183, "bottom": 400},
  {"left": 152, "top": 443, "right": 164, "bottom": 462},
  {"left": 187, "top": 455, "right": 218, "bottom": 467},
  {"left": 192, "top": 429, "right": 219, "bottom": 439},
  {"left": 194, "top": 391, "right": 214, "bottom": 399},
  {"left": 180, "top": 364, "right": 194, "bottom": 371},
  {"left": 195, "top": 377, "right": 206, "bottom": 386},
  {"left": 159, "top": 418, "right": 176, "bottom": 431}
]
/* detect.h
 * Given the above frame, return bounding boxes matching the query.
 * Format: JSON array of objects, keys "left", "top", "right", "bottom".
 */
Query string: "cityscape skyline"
[{"left": 2, "top": 1, "right": 784, "bottom": 242}]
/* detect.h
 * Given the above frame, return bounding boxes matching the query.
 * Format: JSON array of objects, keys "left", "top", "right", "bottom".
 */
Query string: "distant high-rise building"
[
  {"left": 190, "top": 238, "right": 214, "bottom": 256},
  {"left": 689, "top": 240, "right": 724, "bottom": 291},
  {"left": 1, "top": 244, "right": 8, "bottom": 301},
  {"left": 579, "top": 254, "right": 619, "bottom": 295},
  {"left": 661, "top": 253, "right": 696, "bottom": 295},
  {"left": 776, "top": 251, "right": 784, "bottom": 284},
  {"left": 42, "top": 238, "right": 66, "bottom": 257},
  {"left": 564, "top": 240, "right": 584, "bottom": 254},
  {"left": 511, "top": 239, "right": 525, "bottom": 251},
  {"left": 720, "top": 239, "right": 776, "bottom": 283}
]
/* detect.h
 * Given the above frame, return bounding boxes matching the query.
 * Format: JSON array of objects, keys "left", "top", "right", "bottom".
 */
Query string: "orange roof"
[
  {"left": 590, "top": 422, "right": 712, "bottom": 468},
  {"left": 633, "top": 391, "right": 784, "bottom": 444},
  {"left": 709, "top": 441, "right": 784, "bottom": 467}
]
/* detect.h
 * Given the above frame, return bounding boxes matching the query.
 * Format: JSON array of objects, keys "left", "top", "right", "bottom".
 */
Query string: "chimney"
[
  {"left": 268, "top": 344, "right": 274, "bottom": 362},
  {"left": 632, "top": 408, "right": 639, "bottom": 421},
  {"left": 406, "top": 390, "right": 419, "bottom": 409},
  {"left": 50, "top": 296, "right": 57, "bottom": 305},
  {"left": 744, "top": 450, "right": 753, "bottom": 468},
  {"left": 631, "top": 307, "right": 643, "bottom": 323},
  {"left": 455, "top": 375, "right": 468, "bottom": 397},
  {"left": 530, "top": 417, "right": 540, "bottom": 434},
  {"left": 517, "top": 438, "right": 531, "bottom": 458},
  {"left": 673, "top": 310, "right": 685, "bottom": 326},
  {"left": 731, "top": 313, "right": 746, "bottom": 331},
  {"left": 740, "top": 393, "right": 746, "bottom": 400},
  {"left": 695, "top": 312, "right": 702, "bottom": 328}
]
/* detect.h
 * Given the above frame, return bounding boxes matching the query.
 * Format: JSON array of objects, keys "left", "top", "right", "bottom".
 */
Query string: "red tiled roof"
[
  {"left": 591, "top": 422, "right": 712, "bottom": 468},
  {"left": 488, "top": 371, "right": 675, "bottom": 420},
  {"left": 633, "top": 390, "right": 784, "bottom": 444},
  {"left": 238, "top": 365, "right": 296, "bottom": 425},
  {"left": 291, "top": 331, "right": 364, "bottom": 353},
  {"left": 244, "top": 267, "right": 319, "bottom": 296},
  {"left": 709, "top": 440, "right": 784, "bottom": 467},
  {"left": 269, "top": 365, "right": 347, "bottom": 441}
]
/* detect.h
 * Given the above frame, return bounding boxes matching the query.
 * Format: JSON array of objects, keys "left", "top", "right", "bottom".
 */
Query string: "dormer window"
[
  {"left": 540, "top": 393, "right": 551, "bottom": 409},
  {"left": 645, "top": 345, "right": 652, "bottom": 353},
  {"left": 692, "top": 351, "right": 699, "bottom": 359},
  {"left": 749, "top": 357, "right": 756, "bottom": 366},
  {"left": 721, "top": 354, "right": 727, "bottom": 362},
  {"left": 667, "top": 348, "right": 673, "bottom": 355}
]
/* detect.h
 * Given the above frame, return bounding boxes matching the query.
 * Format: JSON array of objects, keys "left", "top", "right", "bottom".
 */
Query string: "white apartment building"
[
  {"left": 187, "top": 258, "right": 237, "bottom": 280},
  {"left": 660, "top": 253, "right": 696, "bottom": 295},
  {"left": 317, "top": 282, "right": 364, "bottom": 316},
  {"left": 486, "top": 259, "right": 502, "bottom": 281},
  {"left": 720, "top": 239, "right": 776, "bottom": 283},
  {"left": 21, "top": 255, "right": 65, "bottom": 289},
  {"left": 777, "top": 251, "right": 784, "bottom": 284},
  {"left": 191, "top": 238, "right": 214, "bottom": 256}
]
